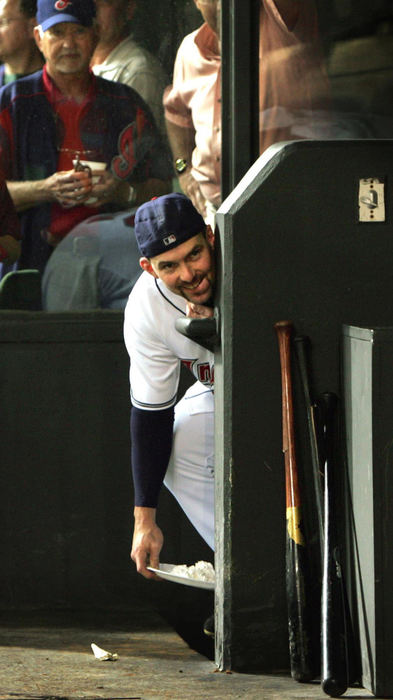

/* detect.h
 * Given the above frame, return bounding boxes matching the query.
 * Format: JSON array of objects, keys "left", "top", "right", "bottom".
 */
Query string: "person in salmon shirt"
[{"left": 164, "top": 0, "right": 330, "bottom": 225}]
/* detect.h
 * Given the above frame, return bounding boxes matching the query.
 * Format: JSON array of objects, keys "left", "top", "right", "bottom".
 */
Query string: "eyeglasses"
[{"left": 0, "top": 17, "right": 24, "bottom": 28}]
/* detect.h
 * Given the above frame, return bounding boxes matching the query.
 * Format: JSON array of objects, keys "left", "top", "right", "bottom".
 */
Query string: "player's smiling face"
[{"left": 140, "top": 229, "right": 215, "bottom": 304}]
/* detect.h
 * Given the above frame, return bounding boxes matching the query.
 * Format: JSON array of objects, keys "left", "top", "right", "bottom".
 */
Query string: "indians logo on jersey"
[{"left": 182, "top": 359, "right": 214, "bottom": 387}]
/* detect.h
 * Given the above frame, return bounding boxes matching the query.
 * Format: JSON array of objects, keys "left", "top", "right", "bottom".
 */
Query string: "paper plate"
[{"left": 147, "top": 563, "right": 215, "bottom": 590}]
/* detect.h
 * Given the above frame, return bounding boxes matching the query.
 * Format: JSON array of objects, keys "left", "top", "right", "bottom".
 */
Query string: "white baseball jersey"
[{"left": 124, "top": 270, "right": 214, "bottom": 410}]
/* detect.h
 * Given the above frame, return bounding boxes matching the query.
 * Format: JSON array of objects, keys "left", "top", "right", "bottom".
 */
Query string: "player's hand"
[
  {"left": 186, "top": 302, "right": 214, "bottom": 319},
  {"left": 131, "top": 507, "right": 164, "bottom": 579},
  {"left": 45, "top": 169, "right": 93, "bottom": 208},
  {"left": 178, "top": 171, "right": 207, "bottom": 221}
]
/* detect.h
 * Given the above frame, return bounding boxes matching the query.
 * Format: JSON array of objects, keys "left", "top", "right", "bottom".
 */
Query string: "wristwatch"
[{"left": 175, "top": 158, "right": 188, "bottom": 174}]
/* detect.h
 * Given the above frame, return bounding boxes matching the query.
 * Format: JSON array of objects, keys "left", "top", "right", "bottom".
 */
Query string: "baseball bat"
[
  {"left": 275, "top": 320, "right": 315, "bottom": 682},
  {"left": 293, "top": 335, "right": 324, "bottom": 561},
  {"left": 319, "top": 392, "right": 348, "bottom": 697}
]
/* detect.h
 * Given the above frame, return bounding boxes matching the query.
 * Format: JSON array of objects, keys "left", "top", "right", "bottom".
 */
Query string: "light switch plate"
[{"left": 359, "top": 178, "right": 385, "bottom": 222}]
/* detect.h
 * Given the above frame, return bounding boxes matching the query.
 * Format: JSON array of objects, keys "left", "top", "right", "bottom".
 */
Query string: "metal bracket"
[{"left": 175, "top": 308, "right": 220, "bottom": 352}]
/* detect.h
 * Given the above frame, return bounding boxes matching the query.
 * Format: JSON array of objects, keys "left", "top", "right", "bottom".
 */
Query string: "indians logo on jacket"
[{"left": 111, "top": 109, "right": 149, "bottom": 180}]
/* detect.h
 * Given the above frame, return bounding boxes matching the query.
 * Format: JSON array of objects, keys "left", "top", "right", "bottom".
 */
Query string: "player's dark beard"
[
  {"left": 180, "top": 280, "right": 215, "bottom": 308},
  {"left": 178, "top": 248, "right": 215, "bottom": 303},
  {"left": 180, "top": 274, "right": 213, "bottom": 298}
]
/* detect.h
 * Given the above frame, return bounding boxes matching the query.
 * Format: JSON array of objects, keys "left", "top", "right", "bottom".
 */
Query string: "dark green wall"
[
  {"left": 215, "top": 139, "right": 393, "bottom": 672},
  {"left": 0, "top": 311, "right": 212, "bottom": 653}
]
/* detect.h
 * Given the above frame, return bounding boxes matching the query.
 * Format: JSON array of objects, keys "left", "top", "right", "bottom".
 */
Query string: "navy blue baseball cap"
[
  {"left": 37, "top": 0, "right": 96, "bottom": 32},
  {"left": 134, "top": 193, "right": 206, "bottom": 258}
]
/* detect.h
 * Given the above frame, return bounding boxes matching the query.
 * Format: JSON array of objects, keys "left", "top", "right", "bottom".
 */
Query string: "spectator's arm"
[
  {"left": 87, "top": 173, "right": 171, "bottom": 209},
  {"left": 7, "top": 179, "right": 55, "bottom": 211},
  {"left": 267, "top": 0, "right": 300, "bottom": 30},
  {"left": 0, "top": 179, "right": 21, "bottom": 262},
  {"left": 165, "top": 118, "right": 195, "bottom": 170},
  {"left": 6, "top": 170, "right": 92, "bottom": 212},
  {"left": 165, "top": 119, "right": 207, "bottom": 219},
  {"left": 0, "top": 180, "right": 20, "bottom": 237}
]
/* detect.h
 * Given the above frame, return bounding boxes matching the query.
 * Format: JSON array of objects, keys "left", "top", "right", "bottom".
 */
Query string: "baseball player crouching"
[{"left": 124, "top": 193, "right": 215, "bottom": 579}]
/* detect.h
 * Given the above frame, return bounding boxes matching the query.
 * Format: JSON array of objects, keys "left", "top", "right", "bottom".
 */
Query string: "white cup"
[{"left": 72, "top": 159, "right": 107, "bottom": 204}]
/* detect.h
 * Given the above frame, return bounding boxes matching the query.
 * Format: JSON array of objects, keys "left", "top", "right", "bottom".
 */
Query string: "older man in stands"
[
  {"left": 0, "top": 0, "right": 43, "bottom": 86},
  {"left": 91, "top": 0, "right": 167, "bottom": 135},
  {"left": 0, "top": 0, "right": 171, "bottom": 273}
]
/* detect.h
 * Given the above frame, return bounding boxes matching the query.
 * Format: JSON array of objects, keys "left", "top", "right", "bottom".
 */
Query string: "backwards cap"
[
  {"left": 134, "top": 193, "right": 206, "bottom": 258},
  {"left": 37, "top": 0, "right": 96, "bottom": 32}
]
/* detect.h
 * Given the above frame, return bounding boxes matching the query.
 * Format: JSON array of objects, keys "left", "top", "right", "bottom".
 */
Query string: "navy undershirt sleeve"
[{"left": 131, "top": 405, "right": 175, "bottom": 507}]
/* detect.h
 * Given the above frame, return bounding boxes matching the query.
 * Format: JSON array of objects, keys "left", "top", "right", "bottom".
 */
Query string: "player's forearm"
[
  {"left": 165, "top": 119, "right": 195, "bottom": 168},
  {"left": 131, "top": 506, "right": 164, "bottom": 577},
  {"left": 134, "top": 506, "right": 157, "bottom": 527},
  {"left": 131, "top": 405, "right": 174, "bottom": 507}
]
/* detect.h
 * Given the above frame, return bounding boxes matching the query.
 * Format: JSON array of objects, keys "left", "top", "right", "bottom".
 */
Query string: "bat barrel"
[{"left": 275, "top": 320, "right": 316, "bottom": 682}]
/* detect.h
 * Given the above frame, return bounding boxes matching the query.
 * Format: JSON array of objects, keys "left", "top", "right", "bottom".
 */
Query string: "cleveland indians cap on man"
[
  {"left": 134, "top": 193, "right": 206, "bottom": 259},
  {"left": 37, "top": 0, "right": 96, "bottom": 32}
]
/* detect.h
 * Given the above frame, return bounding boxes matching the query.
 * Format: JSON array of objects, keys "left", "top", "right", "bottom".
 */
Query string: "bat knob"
[{"left": 321, "top": 677, "right": 347, "bottom": 697}]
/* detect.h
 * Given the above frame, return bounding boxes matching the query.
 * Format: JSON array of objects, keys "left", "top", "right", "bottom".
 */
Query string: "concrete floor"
[{"left": 0, "top": 610, "right": 379, "bottom": 700}]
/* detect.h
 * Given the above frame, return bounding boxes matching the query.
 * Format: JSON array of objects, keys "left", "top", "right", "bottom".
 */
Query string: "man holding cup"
[{"left": 0, "top": 0, "right": 172, "bottom": 272}]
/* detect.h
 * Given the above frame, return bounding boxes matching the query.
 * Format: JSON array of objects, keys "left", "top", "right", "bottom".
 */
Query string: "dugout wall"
[
  {"left": 214, "top": 139, "right": 393, "bottom": 677},
  {"left": 0, "top": 311, "right": 213, "bottom": 656}
]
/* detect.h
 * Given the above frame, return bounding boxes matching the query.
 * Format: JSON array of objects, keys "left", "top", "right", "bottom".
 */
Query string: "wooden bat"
[
  {"left": 293, "top": 335, "right": 324, "bottom": 561},
  {"left": 319, "top": 392, "right": 349, "bottom": 697},
  {"left": 275, "top": 320, "right": 315, "bottom": 682}
]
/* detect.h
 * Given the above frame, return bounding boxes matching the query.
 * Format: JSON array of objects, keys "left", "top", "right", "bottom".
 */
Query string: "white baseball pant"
[{"left": 164, "top": 381, "right": 215, "bottom": 550}]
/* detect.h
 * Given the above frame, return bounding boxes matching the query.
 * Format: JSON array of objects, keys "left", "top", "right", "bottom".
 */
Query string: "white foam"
[{"left": 170, "top": 560, "right": 215, "bottom": 582}]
